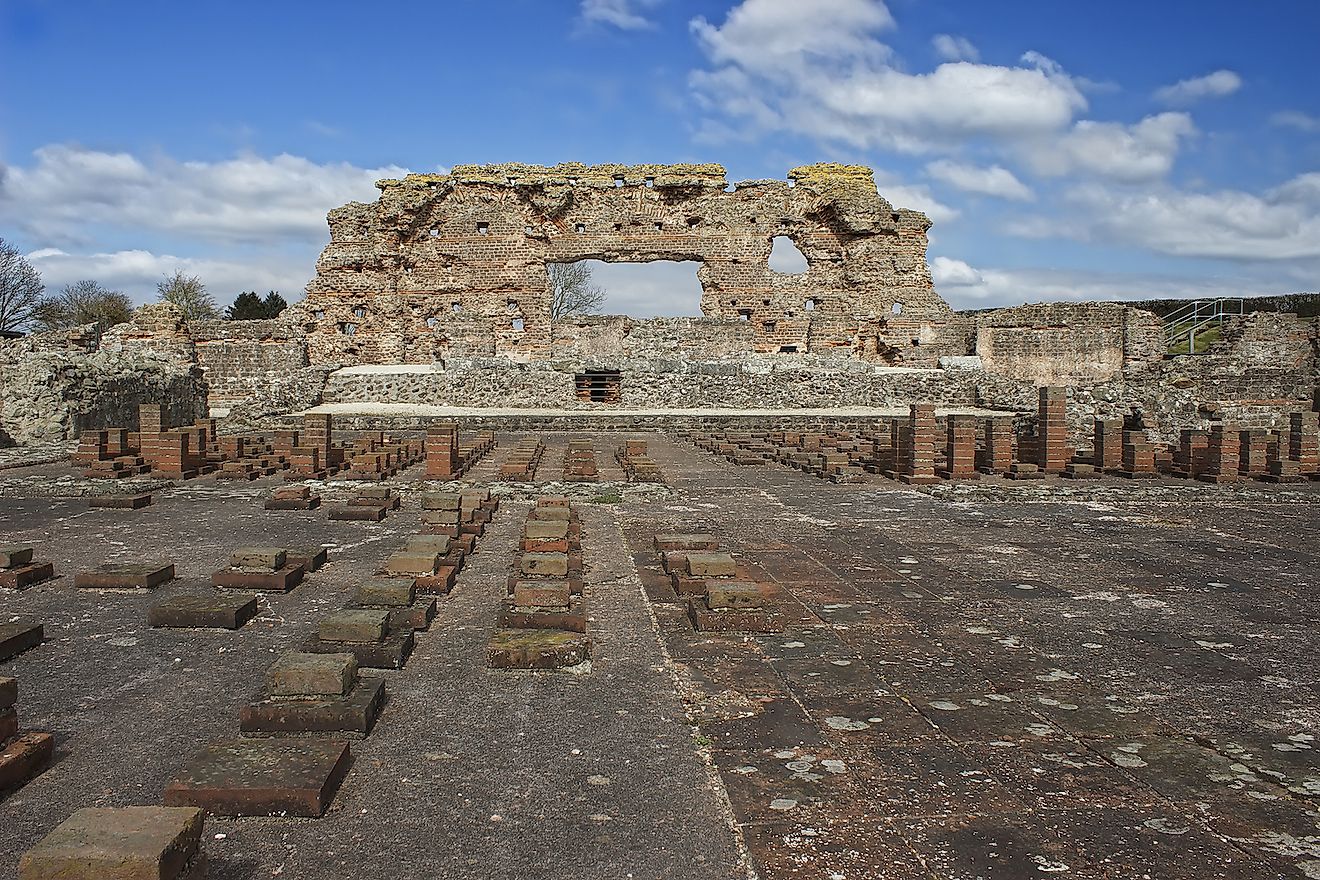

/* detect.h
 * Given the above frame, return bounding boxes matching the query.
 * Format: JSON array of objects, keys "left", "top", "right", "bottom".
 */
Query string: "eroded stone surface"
[{"left": 17, "top": 806, "right": 204, "bottom": 880}]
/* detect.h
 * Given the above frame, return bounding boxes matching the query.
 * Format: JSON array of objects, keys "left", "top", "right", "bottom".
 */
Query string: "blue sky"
[{"left": 2, "top": 0, "right": 1318, "bottom": 314}]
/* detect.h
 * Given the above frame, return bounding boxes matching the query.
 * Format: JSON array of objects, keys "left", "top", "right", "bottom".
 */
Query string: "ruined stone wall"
[
  {"left": 300, "top": 162, "right": 954, "bottom": 365},
  {"left": 0, "top": 326, "right": 205, "bottom": 445},
  {"left": 973, "top": 303, "right": 1164, "bottom": 385},
  {"left": 187, "top": 318, "right": 310, "bottom": 407}
]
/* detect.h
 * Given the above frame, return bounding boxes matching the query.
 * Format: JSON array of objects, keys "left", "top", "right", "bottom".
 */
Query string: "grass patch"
[
  {"left": 591, "top": 492, "right": 623, "bottom": 504},
  {"left": 1166, "top": 322, "right": 1222, "bottom": 355}
]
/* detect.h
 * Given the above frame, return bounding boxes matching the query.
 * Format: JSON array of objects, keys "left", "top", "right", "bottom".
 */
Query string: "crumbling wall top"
[{"left": 377, "top": 162, "right": 730, "bottom": 191}]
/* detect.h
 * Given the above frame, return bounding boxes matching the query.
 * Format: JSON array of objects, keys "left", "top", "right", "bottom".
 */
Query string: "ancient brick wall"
[
  {"left": 299, "top": 162, "right": 954, "bottom": 365},
  {"left": 188, "top": 318, "right": 310, "bottom": 407},
  {"left": 972, "top": 303, "right": 1164, "bottom": 385}
]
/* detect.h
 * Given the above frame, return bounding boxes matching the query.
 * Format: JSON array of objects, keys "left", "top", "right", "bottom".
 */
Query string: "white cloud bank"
[
  {"left": 1154, "top": 69, "right": 1242, "bottom": 106},
  {"left": 0, "top": 145, "right": 406, "bottom": 247}
]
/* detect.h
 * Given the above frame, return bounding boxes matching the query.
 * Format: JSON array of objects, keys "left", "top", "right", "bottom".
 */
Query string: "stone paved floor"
[{"left": 1, "top": 433, "right": 1318, "bottom": 879}]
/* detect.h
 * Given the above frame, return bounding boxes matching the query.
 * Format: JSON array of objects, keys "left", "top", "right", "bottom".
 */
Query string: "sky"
[{"left": 1, "top": 0, "right": 1318, "bottom": 315}]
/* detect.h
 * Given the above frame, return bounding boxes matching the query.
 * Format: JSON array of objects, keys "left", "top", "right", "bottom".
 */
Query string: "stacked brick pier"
[
  {"left": 897, "top": 404, "right": 938, "bottom": 484},
  {"left": 426, "top": 422, "right": 459, "bottom": 478},
  {"left": 938, "top": 415, "right": 978, "bottom": 480},
  {"left": 1036, "top": 387, "right": 1069, "bottom": 474},
  {"left": 1197, "top": 425, "right": 1242, "bottom": 483},
  {"left": 980, "top": 417, "right": 1013, "bottom": 475}
]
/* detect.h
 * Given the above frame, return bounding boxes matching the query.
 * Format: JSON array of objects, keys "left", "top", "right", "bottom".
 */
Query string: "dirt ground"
[{"left": 1, "top": 432, "right": 1317, "bottom": 879}]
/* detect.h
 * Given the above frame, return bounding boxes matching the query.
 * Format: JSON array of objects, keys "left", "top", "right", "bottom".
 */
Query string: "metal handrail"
[{"left": 1163, "top": 297, "right": 1245, "bottom": 353}]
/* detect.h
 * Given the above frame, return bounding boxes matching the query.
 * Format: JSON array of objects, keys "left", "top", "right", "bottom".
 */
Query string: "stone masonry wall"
[{"left": 299, "top": 162, "right": 956, "bottom": 365}]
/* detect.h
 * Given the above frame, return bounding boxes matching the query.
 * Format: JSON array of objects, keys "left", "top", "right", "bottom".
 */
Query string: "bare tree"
[
  {"left": 0, "top": 238, "right": 44, "bottom": 332},
  {"left": 32, "top": 280, "right": 134, "bottom": 333},
  {"left": 156, "top": 269, "right": 218, "bottom": 320},
  {"left": 548, "top": 261, "right": 606, "bottom": 320}
]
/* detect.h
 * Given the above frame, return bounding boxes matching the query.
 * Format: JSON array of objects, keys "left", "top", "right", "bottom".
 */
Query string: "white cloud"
[
  {"left": 873, "top": 171, "right": 960, "bottom": 223},
  {"left": 0, "top": 144, "right": 406, "bottom": 247},
  {"left": 579, "top": 0, "right": 662, "bottom": 31},
  {"left": 1271, "top": 110, "right": 1320, "bottom": 133},
  {"left": 1023, "top": 112, "right": 1196, "bottom": 182},
  {"left": 689, "top": 0, "right": 1086, "bottom": 152},
  {"left": 925, "top": 159, "right": 1033, "bottom": 200},
  {"left": 1154, "top": 69, "right": 1242, "bottom": 105},
  {"left": 929, "top": 255, "right": 1297, "bottom": 309},
  {"left": 1009, "top": 173, "right": 1320, "bottom": 262},
  {"left": 932, "top": 34, "right": 978, "bottom": 63},
  {"left": 25, "top": 248, "right": 313, "bottom": 306}
]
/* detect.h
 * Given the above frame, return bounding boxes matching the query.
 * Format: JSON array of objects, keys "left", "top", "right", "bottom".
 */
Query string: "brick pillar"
[
  {"left": 138, "top": 404, "right": 164, "bottom": 435},
  {"left": 1174, "top": 429, "right": 1208, "bottom": 478},
  {"left": 1036, "top": 387, "right": 1068, "bottom": 474},
  {"left": 981, "top": 417, "right": 1013, "bottom": 474},
  {"left": 940, "top": 415, "right": 978, "bottom": 480},
  {"left": 1238, "top": 429, "right": 1268, "bottom": 476},
  {"left": 900, "top": 404, "right": 938, "bottom": 484},
  {"left": 1198, "top": 425, "right": 1241, "bottom": 483},
  {"left": 106, "top": 428, "right": 128, "bottom": 457},
  {"left": 1093, "top": 418, "right": 1123, "bottom": 472},
  {"left": 1289, "top": 412, "right": 1319, "bottom": 474},
  {"left": 426, "top": 422, "right": 460, "bottom": 478},
  {"left": 1120, "top": 430, "right": 1156, "bottom": 477}
]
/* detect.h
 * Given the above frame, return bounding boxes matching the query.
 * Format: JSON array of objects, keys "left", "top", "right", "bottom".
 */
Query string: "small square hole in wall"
[
  {"left": 892, "top": 302, "right": 904, "bottom": 315},
  {"left": 645, "top": 176, "right": 655, "bottom": 188},
  {"left": 451, "top": 302, "right": 461, "bottom": 313},
  {"left": 525, "top": 225, "right": 534, "bottom": 234},
  {"left": 614, "top": 176, "right": 624, "bottom": 187},
  {"left": 352, "top": 306, "right": 366, "bottom": 318},
  {"left": 761, "top": 298, "right": 770, "bottom": 306},
  {"left": 763, "top": 321, "right": 777, "bottom": 332},
  {"left": 339, "top": 322, "right": 357, "bottom": 336},
  {"left": 506, "top": 300, "right": 519, "bottom": 313},
  {"left": 910, "top": 338, "right": 920, "bottom": 347},
  {"left": 575, "top": 370, "right": 621, "bottom": 403},
  {"left": 512, "top": 318, "right": 525, "bottom": 332},
  {"left": 313, "top": 309, "right": 326, "bottom": 319},
  {"left": 426, "top": 317, "right": 439, "bottom": 328},
  {"left": 476, "top": 222, "right": 489, "bottom": 235},
  {"left": 429, "top": 228, "right": 439, "bottom": 237},
  {"left": 687, "top": 217, "right": 699, "bottom": 228},
  {"left": 507, "top": 177, "right": 517, "bottom": 185},
  {"left": 779, "top": 344, "right": 798, "bottom": 353},
  {"left": 575, "top": 223, "right": 586, "bottom": 233},
  {"left": 738, "top": 309, "right": 751, "bottom": 321},
  {"left": 654, "top": 222, "right": 663, "bottom": 231},
  {"left": 804, "top": 298, "right": 816, "bottom": 312}
]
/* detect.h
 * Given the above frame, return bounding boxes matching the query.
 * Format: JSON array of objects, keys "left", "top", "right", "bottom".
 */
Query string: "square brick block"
[
  {"left": 328, "top": 504, "right": 387, "bottom": 521},
  {"left": 212, "top": 563, "right": 303, "bottom": 593},
  {"left": 687, "top": 599, "right": 783, "bottom": 634},
  {"left": 356, "top": 577, "right": 416, "bottom": 607},
  {"left": 0, "top": 731, "right": 54, "bottom": 793},
  {"left": 487, "top": 629, "right": 591, "bottom": 670},
  {"left": 231, "top": 547, "right": 286, "bottom": 570},
  {"left": 148, "top": 593, "right": 258, "bottom": 629},
  {"left": 88, "top": 493, "right": 153, "bottom": 509},
  {"left": 240, "top": 677, "right": 385, "bottom": 738},
  {"left": 303, "top": 630, "right": 414, "bottom": 669},
  {"left": 414, "top": 568, "right": 456, "bottom": 595},
  {"left": 0, "top": 561, "right": 54, "bottom": 590},
  {"left": 0, "top": 546, "right": 34, "bottom": 568},
  {"left": 686, "top": 552, "right": 736, "bottom": 578},
  {"left": 498, "top": 598, "right": 588, "bottom": 633},
  {"left": 525, "top": 519, "right": 570, "bottom": 540},
  {"left": 404, "top": 534, "right": 451, "bottom": 555},
  {"left": 0, "top": 622, "right": 43, "bottom": 662},
  {"left": 653, "top": 534, "right": 719, "bottom": 552},
  {"left": 286, "top": 546, "right": 328, "bottom": 573},
  {"left": 383, "top": 551, "right": 439, "bottom": 577},
  {"left": 75, "top": 563, "right": 174, "bottom": 590},
  {"left": 17, "top": 805, "right": 205, "bottom": 880},
  {"left": 164, "top": 738, "right": 351, "bottom": 817},
  {"left": 520, "top": 552, "right": 569, "bottom": 577},
  {"left": 268, "top": 651, "right": 357, "bottom": 698},
  {"left": 706, "top": 580, "right": 767, "bottom": 610},
  {"left": 513, "top": 580, "right": 571, "bottom": 611},
  {"left": 319, "top": 609, "right": 389, "bottom": 644}
]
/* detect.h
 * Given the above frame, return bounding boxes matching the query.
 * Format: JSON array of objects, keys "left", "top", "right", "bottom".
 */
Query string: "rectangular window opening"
[
  {"left": 575, "top": 370, "right": 622, "bottom": 404},
  {"left": 476, "top": 222, "right": 489, "bottom": 235}
]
